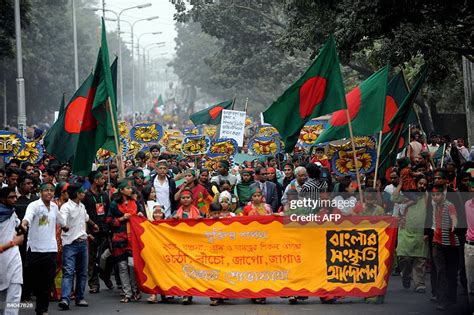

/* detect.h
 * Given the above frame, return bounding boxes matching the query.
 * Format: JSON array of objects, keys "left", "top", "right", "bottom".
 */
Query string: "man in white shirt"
[
  {"left": 0, "top": 187, "right": 24, "bottom": 315},
  {"left": 21, "top": 183, "right": 68, "bottom": 315},
  {"left": 59, "top": 184, "right": 99, "bottom": 310},
  {"left": 281, "top": 166, "right": 307, "bottom": 208},
  {"left": 152, "top": 160, "right": 177, "bottom": 218}
]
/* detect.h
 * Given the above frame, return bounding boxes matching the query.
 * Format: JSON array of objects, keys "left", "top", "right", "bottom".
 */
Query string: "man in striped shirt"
[
  {"left": 431, "top": 185, "right": 459, "bottom": 310},
  {"left": 300, "top": 163, "right": 328, "bottom": 213}
]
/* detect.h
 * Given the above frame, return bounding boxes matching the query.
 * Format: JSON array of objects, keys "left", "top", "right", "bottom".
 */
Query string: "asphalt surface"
[{"left": 17, "top": 274, "right": 472, "bottom": 315}]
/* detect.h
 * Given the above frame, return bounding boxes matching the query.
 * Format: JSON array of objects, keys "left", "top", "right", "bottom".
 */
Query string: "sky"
[{"left": 92, "top": 0, "right": 177, "bottom": 58}]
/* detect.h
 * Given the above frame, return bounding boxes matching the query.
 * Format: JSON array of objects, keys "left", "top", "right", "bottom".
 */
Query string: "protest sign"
[{"left": 219, "top": 110, "right": 246, "bottom": 147}]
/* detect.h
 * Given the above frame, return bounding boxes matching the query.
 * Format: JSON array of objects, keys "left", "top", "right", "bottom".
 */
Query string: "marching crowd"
[{"left": 0, "top": 129, "right": 473, "bottom": 315}]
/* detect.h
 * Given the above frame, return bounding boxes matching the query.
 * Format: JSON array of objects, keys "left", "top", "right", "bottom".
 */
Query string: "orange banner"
[{"left": 130, "top": 216, "right": 397, "bottom": 298}]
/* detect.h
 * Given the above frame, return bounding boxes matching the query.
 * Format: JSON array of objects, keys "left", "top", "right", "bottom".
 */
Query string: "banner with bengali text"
[{"left": 130, "top": 216, "right": 397, "bottom": 298}]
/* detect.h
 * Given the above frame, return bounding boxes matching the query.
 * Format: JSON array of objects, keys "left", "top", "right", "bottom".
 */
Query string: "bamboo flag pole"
[
  {"left": 406, "top": 124, "right": 411, "bottom": 158},
  {"left": 107, "top": 96, "right": 125, "bottom": 179},
  {"left": 440, "top": 143, "right": 446, "bottom": 167},
  {"left": 373, "top": 130, "right": 383, "bottom": 188},
  {"left": 345, "top": 109, "right": 364, "bottom": 203}
]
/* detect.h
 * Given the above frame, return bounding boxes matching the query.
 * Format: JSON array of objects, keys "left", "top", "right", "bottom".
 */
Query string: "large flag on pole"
[
  {"left": 314, "top": 66, "right": 389, "bottom": 145},
  {"left": 378, "top": 67, "right": 428, "bottom": 173},
  {"left": 72, "top": 18, "right": 119, "bottom": 176},
  {"left": 44, "top": 58, "right": 117, "bottom": 165},
  {"left": 263, "top": 35, "right": 347, "bottom": 152},
  {"left": 190, "top": 100, "right": 233, "bottom": 126}
]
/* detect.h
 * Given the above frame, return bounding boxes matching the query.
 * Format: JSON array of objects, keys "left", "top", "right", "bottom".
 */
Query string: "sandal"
[
  {"left": 120, "top": 297, "right": 131, "bottom": 303},
  {"left": 132, "top": 293, "right": 142, "bottom": 301},
  {"left": 253, "top": 298, "right": 266, "bottom": 304},
  {"left": 209, "top": 299, "right": 221, "bottom": 306},
  {"left": 147, "top": 294, "right": 158, "bottom": 304}
]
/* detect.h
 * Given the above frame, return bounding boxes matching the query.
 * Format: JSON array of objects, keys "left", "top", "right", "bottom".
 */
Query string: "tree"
[
  {"left": 171, "top": 0, "right": 471, "bottom": 132},
  {"left": 0, "top": 0, "right": 134, "bottom": 126}
]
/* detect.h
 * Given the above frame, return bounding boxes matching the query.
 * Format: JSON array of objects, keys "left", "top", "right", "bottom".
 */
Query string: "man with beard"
[
  {"left": 5, "top": 168, "right": 21, "bottom": 189},
  {"left": 83, "top": 171, "right": 112, "bottom": 293},
  {"left": 21, "top": 183, "right": 69, "bottom": 315}
]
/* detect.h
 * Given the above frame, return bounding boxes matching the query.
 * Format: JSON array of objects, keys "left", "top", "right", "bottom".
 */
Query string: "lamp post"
[
  {"left": 14, "top": 0, "right": 26, "bottom": 137},
  {"left": 137, "top": 33, "right": 162, "bottom": 111},
  {"left": 131, "top": 16, "right": 158, "bottom": 122},
  {"left": 72, "top": 0, "right": 79, "bottom": 89},
  {"left": 145, "top": 44, "right": 166, "bottom": 108},
  {"left": 89, "top": 3, "right": 152, "bottom": 118}
]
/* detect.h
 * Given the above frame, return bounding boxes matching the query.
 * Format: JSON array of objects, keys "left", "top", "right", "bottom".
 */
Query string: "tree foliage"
[
  {"left": 170, "top": 0, "right": 471, "bottom": 131},
  {"left": 0, "top": 0, "right": 133, "bottom": 126}
]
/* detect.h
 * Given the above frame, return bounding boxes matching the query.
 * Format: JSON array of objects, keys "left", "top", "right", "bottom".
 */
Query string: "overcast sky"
[{"left": 93, "top": 0, "right": 177, "bottom": 58}]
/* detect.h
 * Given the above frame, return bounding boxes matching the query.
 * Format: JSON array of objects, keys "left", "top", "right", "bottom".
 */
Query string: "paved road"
[{"left": 18, "top": 275, "right": 472, "bottom": 315}]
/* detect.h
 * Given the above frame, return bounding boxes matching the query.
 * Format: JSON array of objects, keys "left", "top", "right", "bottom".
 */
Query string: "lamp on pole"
[
  {"left": 137, "top": 33, "right": 161, "bottom": 112},
  {"left": 145, "top": 44, "right": 166, "bottom": 108},
  {"left": 14, "top": 0, "right": 26, "bottom": 137},
  {"left": 72, "top": 0, "right": 79, "bottom": 89},
  {"left": 131, "top": 16, "right": 158, "bottom": 122},
  {"left": 88, "top": 3, "right": 152, "bottom": 119}
]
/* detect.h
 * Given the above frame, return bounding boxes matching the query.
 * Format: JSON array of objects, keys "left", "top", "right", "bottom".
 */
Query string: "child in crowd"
[{"left": 243, "top": 187, "right": 272, "bottom": 216}]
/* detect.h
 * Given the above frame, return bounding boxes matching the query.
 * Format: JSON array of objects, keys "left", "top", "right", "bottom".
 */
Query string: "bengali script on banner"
[{"left": 130, "top": 216, "right": 397, "bottom": 298}]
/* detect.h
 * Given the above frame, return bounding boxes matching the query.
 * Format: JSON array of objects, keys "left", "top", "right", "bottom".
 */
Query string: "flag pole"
[
  {"left": 406, "top": 124, "right": 411, "bottom": 159},
  {"left": 231, "top": 97, "right": 236, "bottom": 110},
  {"left": 345, "top": 109, "right": 364, "bottom": 203},
  {"left": 440, "top": 143, "right": 446, "bottom": 167},
  {"left": 107, "top": 96, "right": 125, "bottom": 179},
  {"left": 373, "top": 130, "right": 383, "bottom": 188},
  {"left": 244, "top": 97, "right": 249, "bottom": 113}
]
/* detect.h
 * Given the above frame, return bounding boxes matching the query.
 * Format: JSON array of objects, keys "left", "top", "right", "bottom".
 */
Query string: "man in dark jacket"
[{"left": 82, "top": 171, "right": 111, "bottom": 293}]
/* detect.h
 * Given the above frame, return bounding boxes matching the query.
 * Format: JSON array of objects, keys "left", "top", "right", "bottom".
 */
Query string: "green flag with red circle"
[
  {"left": 314, "top": 66, "right": 389, "bottom": 145},
  {"left": 190, "top": 100, "right": 233, "bottom": 126},
  {"left": 262, "top": 35, "right": 347, "bottom": 152}
]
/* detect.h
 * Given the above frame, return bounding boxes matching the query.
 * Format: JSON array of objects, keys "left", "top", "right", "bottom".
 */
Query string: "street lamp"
[
  {"left": 131, "top": 16, "right": 159, "bottom": 121},
  {"left": 144, "top": 44, "right": 166, "bottom": 108},
  {"left": 14, "top": 0, "right": 26, "bottom": 137},
  {"left": 136, "top": 33, "right": 162, "bottom": 112},
  {"left": 87, "top": 3, "right": 152, "bottom": 118}
]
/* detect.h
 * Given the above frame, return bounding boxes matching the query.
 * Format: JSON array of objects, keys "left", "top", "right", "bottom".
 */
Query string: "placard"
[{"left": 219, "top": 109, "right": 246, "bottom": 147}]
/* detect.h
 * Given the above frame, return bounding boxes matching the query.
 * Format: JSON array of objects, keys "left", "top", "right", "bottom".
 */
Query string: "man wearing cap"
[
  {"left": 83, "top": 171, "right": 112, "bottom": 293},
  {"left": 59, "top": 184, "right": 99, "bottom": 310},
  {"left": 151, "top": 160, "right": 177, "bottom": 218},
  {"left": 21, "top": 183, "right": 69, "bottom": 315},
  {"left": 211, "top": 160, "right": 238, "bottom": 188}
]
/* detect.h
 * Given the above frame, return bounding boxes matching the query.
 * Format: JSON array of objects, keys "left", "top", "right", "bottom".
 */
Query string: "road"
[{"left": 18, "top": 275, "right": 472, "bottom": 315}]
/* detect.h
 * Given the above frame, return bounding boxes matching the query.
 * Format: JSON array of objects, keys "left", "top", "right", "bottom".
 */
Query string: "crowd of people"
[{"left": 0, "top": 128, "right": 473, "bottom": 315}]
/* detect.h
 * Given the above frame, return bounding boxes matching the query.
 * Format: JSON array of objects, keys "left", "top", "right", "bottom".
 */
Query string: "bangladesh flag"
[
  {"left": 190, "top": 100, "right": 233, "bottom": 126},
  {"left": 43, "top": 58, "right": 117, "bottom": 165},
  {"left": 44, "top": 75, "right": 93, "bottom": 163},
  {"left": 151, "top": 94, "right": 164, "bottom": 115},
  {"left": 378, "top": 68, "right": 428, "bottom": 172},
  {"left": 314, "top": 66, "right": 389, "bottom": 145},
  {"left": 72, "top": 18, "right": 119, "bottom": 176},
  {"left": 263, "top": 35, "right": 347, "bottom": 152}
]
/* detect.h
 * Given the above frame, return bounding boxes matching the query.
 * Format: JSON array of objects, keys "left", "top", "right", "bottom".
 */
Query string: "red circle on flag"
[
  {"left": 299, "top": 76, "right": 327, "bottom": 119},
  {"left": 64, "top": 96, "right": 96, "bottom": 133},
  {"left": 330, "top": 87, "right": 361, "bottom": 126},
  {"left": 209, "top": 106, "right": 224, "bottom": 120},
  {"left": 383, "top": 96, "right": 398, "bottom": 134}
]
